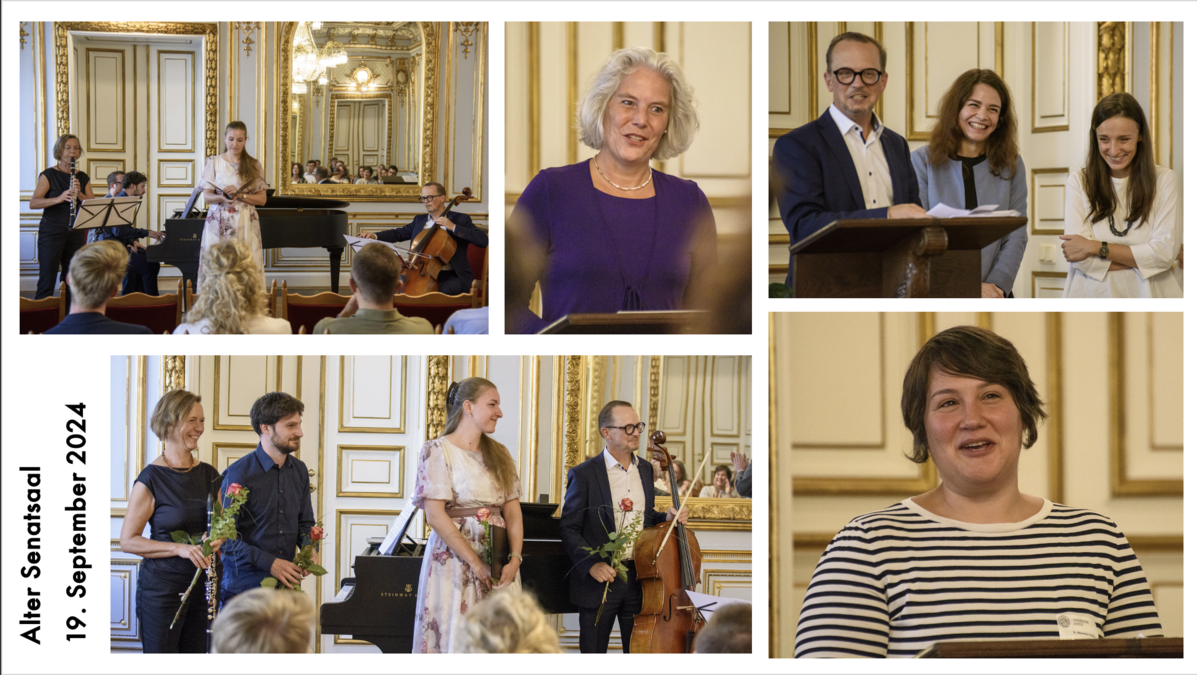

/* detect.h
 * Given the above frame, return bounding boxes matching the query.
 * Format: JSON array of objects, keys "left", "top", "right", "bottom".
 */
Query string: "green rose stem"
[{"left": 169, "top": 485, "right": 249, "bottom": 629}]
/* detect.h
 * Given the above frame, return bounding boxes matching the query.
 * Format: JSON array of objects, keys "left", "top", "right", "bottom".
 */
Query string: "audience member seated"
[
  {"left": 303, "top": 159, "right": 319, "bottom": 184},
  {"left": 450, "top": 591, "right": 562, "bottom": 654},
  {"left": 354, "top": 166, "right": 379, "bottom": 185},
  {"left": 45, "top": 240, "right": 153, "bottom": 334},
  {"left": 731, "top": 450, "right": 752, "bottom": 498},
  {"left": 174, "top": 239, "right": 290, "bottom": 334},
  {"left": 388, "top": 165, "right": 399, "bottom": 177},
  {"left": 699, "top": 464, "right": 740, "bottom": 499},
  {"left": 330, "top": 164, "right": 350, "bottom": 184},
  {"left": 211, "top": 588, "right": 315, "bottom": 653},
  {"left": 105, "top": 170, "right": 126, "bottom": 198},
  {"left": 312, "top": 242, "right": 434, "bottom": 334},
  {"left": 444, "top": 306, "right": 489, "bottom": 334},
  {"left": 314, "top": 166, "right": 333, "bottom": 184},
  {"left": 90, "top": 171, "right": 165, "bottom": 295},
  {"left": 694, "top": 602, "right": 752, "bottom": 653}
]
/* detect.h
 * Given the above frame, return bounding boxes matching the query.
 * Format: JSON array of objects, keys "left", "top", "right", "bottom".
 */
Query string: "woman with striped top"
[{"left": 795, "top": 325, "right": 1163, "bottom": 658}]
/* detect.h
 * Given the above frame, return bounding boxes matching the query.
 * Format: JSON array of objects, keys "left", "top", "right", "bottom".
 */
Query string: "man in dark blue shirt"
[
  {"left": 220, "top": 392, "right": 316, "bottom": 605},
  {"left": 89, "top": 171, "right": 164, "bottom": 295}
]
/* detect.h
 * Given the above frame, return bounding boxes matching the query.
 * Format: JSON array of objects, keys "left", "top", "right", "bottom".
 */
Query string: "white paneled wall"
[{"left": 771, "top": 313, "right": 1183, "bottom": 655}]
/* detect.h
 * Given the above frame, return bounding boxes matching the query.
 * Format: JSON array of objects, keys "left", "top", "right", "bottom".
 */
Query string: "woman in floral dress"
[
  {"left": 412, "top": 377, "right": 524, "bottom": 654},
  {"left": 199, "top": 121, "right": 268, "bottom": 288}
]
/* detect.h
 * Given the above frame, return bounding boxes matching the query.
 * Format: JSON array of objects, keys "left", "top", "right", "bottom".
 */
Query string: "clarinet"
[
  {"left": 204, "top": 494, "right": 219, "bottom": 652},
  {"left": 68, "top": 158, "right": 77, "bottom": 225}
]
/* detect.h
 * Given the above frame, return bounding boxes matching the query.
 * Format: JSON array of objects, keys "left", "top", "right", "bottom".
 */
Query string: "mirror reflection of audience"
[
  {"left": 354, "top": 166, "right": 378, "bottom": 185},
  {"left": 912, "top": 69, "right": 1027, "bottom": 298},
  {"left": 303, "top": 160, "right": 318, "bottom": 183},
  {"left": 314, "top": 166, "right": 333, "bottom": 184},
  {"left": 30, "top": 134, "right": 94, "bottom": 299},
  {"left": 330, "top": 164, "right": 350, "bottom": 184},
  {"left": 388, "top": 164, "right": 399, "bottom": 177},
  {"left": 794, "top": 325, "right": 1163, "bottom": 658},
  {"left": 290, "top": 163, "right": 305, "bottom": 184},
  {"left": 119, "top": 389, "right": 222, "bottom": 653},
  {"left": 44, "top": 240, "right": 153, "bottom": 334},
  {"left": 730, "top": 450, "right": 751, "bottom": 498},
  {"left": 211, "top": 588, "right": 315, "bottom": 653},
  {"left": 694, "top": 603, "right": 751, "bottom": 653},
  {"left": 450, "top": 591, "right": 562, "bottom": 654},
  {"left": 1060, "top": 93, "right": 1181, "bottom": 297},
  {"left": 89, "top": 171, "right": 165, "bottom": 296},
  {"left": 312, "top": 242, "right": 434, "bottom": 334},
  {"left": 175, "top": 239, "right": 290, "bottom": 334},
  {"left": 699, "top": 465, "right": 739, "bottom": 498},
  {"left": 506, "top": 47, "right": 716, "bottom": 333}
]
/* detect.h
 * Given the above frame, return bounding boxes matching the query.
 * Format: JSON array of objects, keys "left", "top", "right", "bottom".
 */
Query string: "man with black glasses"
[
  {"left": 771, "top": 32, "right": 926, "bottom": 286},
  {"left": 559, "top": 400, "right": 688, "bottom": 653}
]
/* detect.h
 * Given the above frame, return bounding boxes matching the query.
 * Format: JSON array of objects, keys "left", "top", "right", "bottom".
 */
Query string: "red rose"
[
  {"left": 310, "top": 526, "right": 324, "bottom": 542},
  {"left": 226, "top": 483, "right": 243, "bottom": 497},
  {"left": 620, "top": 497, "right": 634, "bottom": 512},
  {"left": 476, "top": 507, "right": 491, "bottom": 522}
]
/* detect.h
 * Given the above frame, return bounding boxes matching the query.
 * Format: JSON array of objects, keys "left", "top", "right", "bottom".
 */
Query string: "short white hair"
[{"left": 576, "top": 47, "right": 698, "bottom": 161}]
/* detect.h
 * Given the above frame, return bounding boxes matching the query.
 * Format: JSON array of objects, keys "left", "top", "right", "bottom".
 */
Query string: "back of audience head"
[
  {"left": 694, "top": 602, "right": 752, "bottom": 653},
  {"left": 187, "top": 238, "right": 268, "bottom": 333},
  {"left": 351, "top": 242, "right": 401, "bottom": 305},
  {"left": 212, "top": 588, "right": 315, "bottom": 653},
  {"left": 451, "top": 591, "right": 561, "bottom": 653},
  {"left": 68, "top": 240, "right": 128, "bottom": 310},
  {"left": 314, "top": 166, "right": 329, "bottom": 182}
]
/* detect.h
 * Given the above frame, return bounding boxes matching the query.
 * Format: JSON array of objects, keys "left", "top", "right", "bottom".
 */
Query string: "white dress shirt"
[
  {"left": 828, "top": 104, "right": 893, "bottom": 210},
  {"left": 602, "top": 447, "right": 646, "bottom": 560}
]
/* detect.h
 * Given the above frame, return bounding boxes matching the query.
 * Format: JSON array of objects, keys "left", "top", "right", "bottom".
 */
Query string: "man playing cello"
[
  {"left": 359, "top": 182, "right": 488, "bottom": 295},
  {"left": 560, "top": 401, "right": 688, "bottom": 653}
]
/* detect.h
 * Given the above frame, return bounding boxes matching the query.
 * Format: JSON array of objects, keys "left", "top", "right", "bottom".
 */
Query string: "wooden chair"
[
  {"left": 465, "top": 244, "right": 489, "bottom": 306},
  {"left": 280, "top": 280, "right": 351, "bottom": 334},
  {"left": 393, "top": 281, "right": 482, "bottom": 329},
  {"left": 106, "top": 279, "right": 184, "bottom": 334},
  {"left": 19, "top": 282, "right": 67, "bottom": 334}
]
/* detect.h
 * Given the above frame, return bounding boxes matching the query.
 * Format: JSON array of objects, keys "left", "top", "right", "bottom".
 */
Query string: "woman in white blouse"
[{"left": 1060, "top": 93, "right": 1181, "bottom": 297}]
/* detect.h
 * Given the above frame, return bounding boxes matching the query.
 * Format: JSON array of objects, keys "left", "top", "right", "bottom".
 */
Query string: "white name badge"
[{"left": 1056, "top": 612, "right": 1102, "bottom": 640}]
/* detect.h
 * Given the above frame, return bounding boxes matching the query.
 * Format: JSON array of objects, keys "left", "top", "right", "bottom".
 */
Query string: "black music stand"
[
  {"left": 71, "top": 196, "right": 143, "bottom": 231},
  {"left": 538, "top": 310, "right": 710, "bottom": 334}
]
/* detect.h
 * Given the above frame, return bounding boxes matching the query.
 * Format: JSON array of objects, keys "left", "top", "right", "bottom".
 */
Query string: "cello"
[
  {"left": 630, "top": 430, "right": 704, "bottom": 653},
  {"left": 400, "top": 186, "right": 473, "bottom": 295}
]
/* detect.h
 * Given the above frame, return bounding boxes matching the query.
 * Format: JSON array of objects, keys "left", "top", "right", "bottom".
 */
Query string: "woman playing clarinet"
[{"left": 29, "top": 134, "right": 95, "bottom": 299}]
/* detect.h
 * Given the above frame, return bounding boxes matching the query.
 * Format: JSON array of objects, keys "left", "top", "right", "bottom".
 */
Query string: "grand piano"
[
  {"left": 320, "top": 502, "right": 575, "bottom": 652},
  {"left": 145, "top": 189, "right": 351, "bottom": 292}
]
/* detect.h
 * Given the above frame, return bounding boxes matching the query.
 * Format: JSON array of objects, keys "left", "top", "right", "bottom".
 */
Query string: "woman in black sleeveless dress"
[
  {"left": 29, "top": 134, "right": 96, "bottom": 299},
  {"left": 119, "top": 389, "right": 222, "bottom": 652}
]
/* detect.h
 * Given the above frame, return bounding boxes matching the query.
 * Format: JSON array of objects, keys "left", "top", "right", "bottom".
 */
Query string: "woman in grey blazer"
[{"left": 911, "top": 69, "right": 1027, "bottom": 298}]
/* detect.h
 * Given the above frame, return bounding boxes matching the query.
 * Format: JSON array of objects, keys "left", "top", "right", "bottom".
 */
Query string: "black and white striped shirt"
[{"left": 795, "top": 499, "right": 1162, "bottom": 658}]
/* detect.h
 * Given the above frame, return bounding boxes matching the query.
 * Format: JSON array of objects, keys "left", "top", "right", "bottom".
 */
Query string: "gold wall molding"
[
  {"left": 276, "top": 21, "right": 436, "bottom": 200},
  {"left": 425, "top": 356, "right": 450, "bottom": 440},
  {"left": 54, "top": 22, "right": 218, "bottom": 158},
  {"left": 84, "top": 47, "right": 127, "bottom": 153},
  {"left": 768, "top": 314, "right": 779, "bottom": 657},
  {"left": 654, "top": 497, "right": 751, "bottom": 531},
  {"left": 163, "top": 355, "right": 186, "bottom": 392},
  {"left": 648, "top": 356, "right": 661, "bottom": 430},
  {"left": 1108, "top": 314, "right": 1182, "bottom": 496},
  {"left": 1097, "top": 21, "right": 1128, "bottom": 101},
  {"left": 337, "top": 356, "right": 406, "bottom": 434},
  {"left": 233, "top": 21, "right": 256, "bottom": 56},
  {"left": 454, "top": 22, "right": 479, "bottom": 57},
  {"left": 212, "top": 355, "right": 283, "bottom": 431},
  {"left": 335, "top": 444, "right": 405, "bottom": 498},
  {"left": 563, "top": 356, "right": 583, "bottom": 475}
]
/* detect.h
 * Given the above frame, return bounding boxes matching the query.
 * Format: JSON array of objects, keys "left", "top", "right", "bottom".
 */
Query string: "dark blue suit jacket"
[
  {"left": 375, "top": 210, "right": 487, "bottom": 291},
  {"left": 559, "top": 452, "right": 667, "bottom": 609},
  {"left": 772, "top": 108, "right": 921, "bottom": 284},
  {"left": 44, "top": 312, "right": 153, "bottom": 334}
]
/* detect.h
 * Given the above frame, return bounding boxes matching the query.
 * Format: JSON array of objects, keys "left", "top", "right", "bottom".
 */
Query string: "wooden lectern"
[
  {"left": 918, "top": 637, "right": 1183, "bottom": 658},
  {"left": 538, "top": 310, "right": 709, "bottom": 334},
  {"left": 788, "top": 217, "right": 1027, "bottom": 297}
]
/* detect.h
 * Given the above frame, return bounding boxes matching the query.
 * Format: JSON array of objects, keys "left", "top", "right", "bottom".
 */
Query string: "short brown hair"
[
  {"left": 694, "top": 602, "right": 751, "bottom": 653},
  {"left": 598, "top": 400, "right": 634, "bottom": 431},
  {"left": 249, "top": 392, "right": 305, "bottom": 435},
  {"left": 825, "top": 32, "right": 887, "bottom": 73},
  {"left": 68, "top": 240, "right": 128, "bottom": 309},
  {"left": 52, "top": 134, "right": 81, "bottom": 161},
  {"left": 351, "top": 243, "right": 401, "bottom": 304},
  {"left": 901, "top": 325, "right": 1046, "bottom": 463},
  {"left": 150, "top": 389, "right": 203, "bottom": 441},
  {"left": 422, "top": 182, "right": 446, "bottom": 196}
]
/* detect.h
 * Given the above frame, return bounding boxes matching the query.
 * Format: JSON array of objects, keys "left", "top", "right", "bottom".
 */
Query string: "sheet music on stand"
[
  {"left": 71, "top": 196, "right": 143, "bottom": 230},
  {"left": 686, "top": 590, "right": 749, "bottom": 622},
  {"left": 343, "top": 234, "right": 417, "bottom": 269},
  {"left": 377, "top": 501, "right": 421, "bottom": 555}
]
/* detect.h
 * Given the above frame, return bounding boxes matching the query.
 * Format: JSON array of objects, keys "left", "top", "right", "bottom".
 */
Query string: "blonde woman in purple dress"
[
  {"left": 199, "top": 121, "right": 268, "bottom": 287},
  {"left": 411, "top": 377, "right": 524, "bottom": 653}
]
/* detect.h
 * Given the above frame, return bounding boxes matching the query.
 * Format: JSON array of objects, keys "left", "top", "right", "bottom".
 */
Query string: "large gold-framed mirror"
[{"left": 277, "top": 21, "right": 437, "bottom": 201}]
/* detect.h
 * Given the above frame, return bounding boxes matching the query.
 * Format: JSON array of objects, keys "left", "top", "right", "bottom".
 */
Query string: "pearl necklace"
[{"left": 593, "top": 156, "right": 652, "bottom": 191}]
